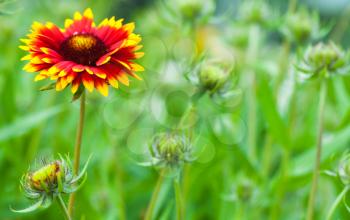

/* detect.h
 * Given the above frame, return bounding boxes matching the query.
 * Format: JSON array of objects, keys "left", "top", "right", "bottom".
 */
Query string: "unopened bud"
[
  {"left": 296, "top": 42, "right": 348, "bottom": 78},
  {"left": 150, "top": 132, "right": 192, "bottom": 169},
  {"left": 199, "top": 63, "right": 230, "bottom": 93}
]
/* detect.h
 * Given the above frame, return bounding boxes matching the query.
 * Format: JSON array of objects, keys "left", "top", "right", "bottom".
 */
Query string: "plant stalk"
[
  {"left": 68, "top": 91, "right": 86, "bottom": 216},
  {"left": 174, "top": 178, "right": 184, "bottom": 220},
  {"left": 145, "top": 170, "right": 165, "bottom": 220},
  {"left": 306, "top": 80, "right": 327, "bottom": 220},
  {"left": 246, "top": 24, "right": 260, "bottom": 164},
  {"left": 57, "top": 194, "right": 72, "bottom": 220}
]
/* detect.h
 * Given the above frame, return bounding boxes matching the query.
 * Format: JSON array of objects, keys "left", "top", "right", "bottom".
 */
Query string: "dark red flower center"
[{"left": 60, "top": 34, "right": 107, "bottom": 66}]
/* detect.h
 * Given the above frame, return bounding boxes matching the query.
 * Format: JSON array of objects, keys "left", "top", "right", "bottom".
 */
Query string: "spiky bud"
[
  {"left": 28, "top": 161, "right": 64, "bottom": 192},
  {"left": 11, "top": 155, "right": 90, "bottom": 213},
  {"left": 296, "top": 42, "right": 349, "bottom": 78},
  {"left": 198, "top": 61, "right": 231, "bottom": 94},
  {"left": 282, "top": 8, "right": 318, "bottom": 43},
  {"left": 149, "top": 132, "right": 193, "bottom": 170}
]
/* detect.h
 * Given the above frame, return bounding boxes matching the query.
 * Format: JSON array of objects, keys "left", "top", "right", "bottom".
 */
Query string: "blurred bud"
[
  {"left": 198, "top": 60, "right": 233, "bottom": 95},
  {"left": 149, "top": 132, "right": 193, "bottom": 170},
  {"left": 235, "top": 180, "right": 254, "bottom": 203},
  {"left": 11, "top": 155, "right": 91, "bottom": 213},
  {"left": 223, "top": 175, "right": 258, "bottom": 204},
  {"left": 199, "top": 65, "right": 228, "bottom": 92},
  {"left": 239, "top": 0, "right": 270, "bottom": 25},
  {"left": 296, "top": 42, "right": 349, "bottom": 78},
  {"left": 175, "top": 0, "right": 215, "bottom": 23},
  {"left": 281, "top": 8, "right": 320, "bottom": 43},
  {"left": 338, "top": 154, "right": 350, "bottom": 186}
]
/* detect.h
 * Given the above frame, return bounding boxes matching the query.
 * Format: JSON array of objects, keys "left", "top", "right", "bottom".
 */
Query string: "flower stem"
[
  {"left": 57, "top": 194, "right": 72, "bottom": 220},
  {"left": 68, "top": 91, "right": 86, "bottom": 216},
  {"left": 306, "top": 80, "right": 327, "bottom": 220},
  {"left": 326, "top": 186, "right": 349, "bottom": 220},
  {"left": 174, "top": 178, "right": 184, "bottom": 220},
  {"left": 145, "top": 170, "right": 165, "bottom": 220},
  {"left": 246, "top": 24, "right": 260, "bottom": 164}
]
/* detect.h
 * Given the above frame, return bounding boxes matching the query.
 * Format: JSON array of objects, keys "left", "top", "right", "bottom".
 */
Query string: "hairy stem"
[
  {"left": 68, "top": 91, "right": 86, "bottom": 216},
  {"left": 57, "top": 194, "right": 72, "bottom": 220},
  {"left": 145, "top": 170, "right": 165, "bottom": 220},
  {"left": 306, "top": 80, "right": 327, "bottom": 220}
]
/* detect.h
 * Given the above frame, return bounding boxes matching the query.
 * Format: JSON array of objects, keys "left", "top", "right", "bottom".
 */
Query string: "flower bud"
[
  {"left": 28, "top": 161, "right": 64, "bottom": 192},
  {"left": 236, "top": 180, "right": 254, "bottom": 202},
  {"left": 199, "top": 62, "right": 230, "bottom": 94},
  {"left": 12, "top": 155, "right": 90, "bottom": 213},
  {"left": 149, "top": 132, "right": 192, "bottom": 169},
  {"left": 283, "top": 8, "right": 316, "bottom": 43},
  {"left": 176, "top": 0, "right": 215, "bottom": 21},
  {"left": 296, "top": 42, "right": 348, "bottom": 78},
  {"left": 307, "top": 43, "right": 340, "bottom": 67},
  {"left": 239, "top": 0, "right": 269, "bottom": 25}
]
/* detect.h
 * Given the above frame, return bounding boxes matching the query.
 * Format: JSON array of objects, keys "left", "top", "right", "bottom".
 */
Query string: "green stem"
[
  {"left": 234, "top": 202, "right": 245, "bottom": 220},
  {"left": 306, "top": 80, "right": 327, "bottom": 220},
  {"left": 57, "top": 194, "right": 72, "bottom": 220},
  {"left": 145, "top": 170, "right": 165, "bottom": 220},
  {"left": 174, "top": 178, "right": 184, "bottom": 220},
  {"left": 326, "top": 186, "right": 349, "bottom": 220},
  {"left": 288, "top": 0, "right": 298, "bottom": 13},
  {"left": 68, "top": 91, "right": 86, "bottom": 216},
  {"left": 261, "top": 135, "right": 272, "bottom": 178},
  {"left": 246, "top": 24, "right": 260, "bottom": 164}
]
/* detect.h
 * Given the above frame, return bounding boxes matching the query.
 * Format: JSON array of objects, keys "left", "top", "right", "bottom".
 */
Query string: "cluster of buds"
[
  {"left": 296, "top": 42, "right": 349, "bottom": 79},
  {"left": 146, "top": 132, "right": 194, "bottom": 172},
  {"left": 11, "top": 155, "right": 90, "bottom": 213},
  {"left": 281, "top": 7, "right": 320, "bottom": 44}
]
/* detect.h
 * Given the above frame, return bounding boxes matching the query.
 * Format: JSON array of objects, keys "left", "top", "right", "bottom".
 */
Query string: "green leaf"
[
  {"left": 39, "top": 82, "right": 56, "bottom": 91},
  {"left": 10, "top": 196, "right": 44, "bottom": 213},
  {"left": 256, "top": 74, "right": 290, "bottom": 148},
  {"left": 0, "top": 105, "right": 65, "bottom": 142},
  {"left": 290, "top": 124, "right": 350, "bottom": 177},
  {"left": 70, "top": 154, "right": 92, "bottom": 184},
  {"left": 71, "top": 86, "right": 85, "bottom": 102}
]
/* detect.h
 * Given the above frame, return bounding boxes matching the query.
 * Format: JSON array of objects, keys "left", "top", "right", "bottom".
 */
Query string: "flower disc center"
[{"left": 60, "top": 34, "right": 107, "bottom": 66}]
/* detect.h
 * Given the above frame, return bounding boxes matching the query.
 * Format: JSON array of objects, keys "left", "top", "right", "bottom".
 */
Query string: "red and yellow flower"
[{"left": 20, "top": 8, "right": 144, "bottom": 96}]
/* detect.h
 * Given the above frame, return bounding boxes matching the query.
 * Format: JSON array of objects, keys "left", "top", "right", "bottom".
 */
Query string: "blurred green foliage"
[{"left": 2, "top": 0, "right": 350, "bottom": 219}]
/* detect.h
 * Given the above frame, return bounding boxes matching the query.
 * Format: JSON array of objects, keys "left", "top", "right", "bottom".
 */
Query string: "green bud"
[
  {"left": 239, "top": 0, "right": 269, "bottom": 25},
  {"left": 236, "top": 181, "right": 254, "bottom": 202},
  {"left": 296, "top": 42, "right": 348, "bottom": 78},
  {"left": 285, "top": 9, "right": 314, "bottom": 43},
  {"left": 199, "top": 63, "right": 230, "bottom": 93},
  {"left": 307, "top": 42, "right": 342, "bottom": 68},
  {"left": 150, "top": 132, "right": 192, "bottom": 169},
  {"left": 176, "top": 0, "right": 215, "bottom": 21}
]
